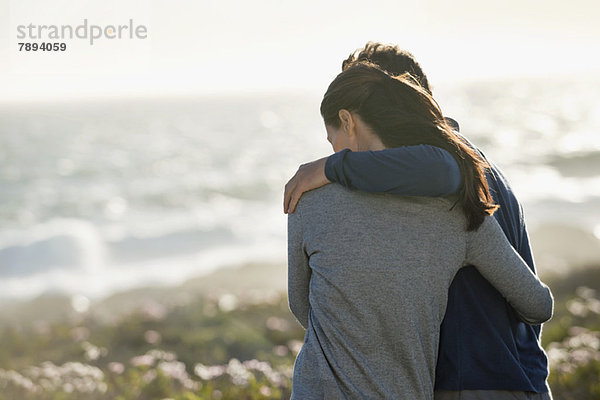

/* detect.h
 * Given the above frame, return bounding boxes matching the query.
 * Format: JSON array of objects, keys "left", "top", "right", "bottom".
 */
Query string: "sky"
[{"left": 1, "top": 0, "right": 599, "bottom": 101}]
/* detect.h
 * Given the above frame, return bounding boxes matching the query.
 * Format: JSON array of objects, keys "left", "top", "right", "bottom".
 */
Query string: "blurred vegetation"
[
  {"left": 0, "top": 284, "right": 304, "bottom": 400},
  {"left": 1, "top": 265, "right": 599, "bottom": 399},
  {"left": 541, "top": 267, "right": 600, "bottom": 400}
]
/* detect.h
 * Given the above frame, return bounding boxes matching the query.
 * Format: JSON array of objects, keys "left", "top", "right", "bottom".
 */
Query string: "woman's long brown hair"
[{"left": 320, "top": 62, "right": 498, "bottom": 231}]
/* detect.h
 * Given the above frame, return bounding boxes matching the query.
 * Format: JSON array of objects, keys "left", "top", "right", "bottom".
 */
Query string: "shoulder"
[
  {"left": 294, "top": 184, "right": 462, "bottom": 220},
  {"left": 287, "top": 185, "right": 351, "bottom": 228},
  {"left": 458, "top": 134, "right": 525, "bottom": 213},
  {"left": 473, "top": 143, "right": 526, "bottom": 223},
  {"left": 293, "top": 184, "right": 353, "bottom": 214}
]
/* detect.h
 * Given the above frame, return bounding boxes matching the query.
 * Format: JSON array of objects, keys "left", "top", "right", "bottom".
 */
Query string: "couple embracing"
[{"left": 285, "top": 42, "right": 553, "bottom": 400}]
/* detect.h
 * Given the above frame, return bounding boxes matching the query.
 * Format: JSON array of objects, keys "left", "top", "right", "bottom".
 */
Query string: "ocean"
[{"left": 1, "top": 76, "right": 600, "bottom": 303}]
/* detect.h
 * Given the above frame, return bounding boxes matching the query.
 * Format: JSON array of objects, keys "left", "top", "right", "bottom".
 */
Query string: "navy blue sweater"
[{"left": 324, "top": 138, "right": 549, "bottom": 392}]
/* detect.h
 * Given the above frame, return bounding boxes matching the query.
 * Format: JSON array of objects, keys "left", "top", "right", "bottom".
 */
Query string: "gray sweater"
[{"left": 287, "top": 184, "right": 553, "bottom": 400}]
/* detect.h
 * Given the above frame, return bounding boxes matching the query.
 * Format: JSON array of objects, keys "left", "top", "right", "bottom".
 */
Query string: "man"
[{"left": 284, "top": 42, "right": 551, "bottom": 400}]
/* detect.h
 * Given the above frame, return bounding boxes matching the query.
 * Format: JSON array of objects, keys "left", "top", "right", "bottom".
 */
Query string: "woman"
[{"left": 287, "top": 62, "right": 553, "bottom": 399}]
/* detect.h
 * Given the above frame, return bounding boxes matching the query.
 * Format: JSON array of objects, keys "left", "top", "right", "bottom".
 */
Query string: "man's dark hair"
[{"left": 342, "top": 42, "right": 432, "bottom": 94}]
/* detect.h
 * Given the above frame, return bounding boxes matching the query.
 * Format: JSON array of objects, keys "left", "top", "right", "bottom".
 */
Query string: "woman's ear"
[{"left": 338, "top": 109, "right": 355, "bottom": 137}]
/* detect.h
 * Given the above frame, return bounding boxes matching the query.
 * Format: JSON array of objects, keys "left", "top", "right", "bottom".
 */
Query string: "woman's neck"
[
  {"left": 351, "top": 113, "right": 387, "bottom": 151},
  {"left": 357, "top": 132, "right": 387, "bottom": 151}
]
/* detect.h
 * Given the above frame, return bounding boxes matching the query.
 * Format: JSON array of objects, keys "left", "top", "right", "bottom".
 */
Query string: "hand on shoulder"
[{"left": 284, "top": 156, "right": 331, "bottom": 214}]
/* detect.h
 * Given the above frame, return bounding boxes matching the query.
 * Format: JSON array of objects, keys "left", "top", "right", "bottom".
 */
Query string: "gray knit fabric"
[{"left": 287, "top": 184, "right": 553, "bottom": 400}]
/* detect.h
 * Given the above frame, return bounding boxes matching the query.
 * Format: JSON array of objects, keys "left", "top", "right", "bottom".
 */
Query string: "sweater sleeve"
[
  {"left": 287, "top": 208, "right": 311, "bottom": 329},
  {"left": 517, "top": 204, "right": 537, "bottom": 273},
  {"left": 324, "top": 145, "right": 461, "bottom": 196},
  {"left": 465, "top": 216, "right": 554, "bottom": 325}
]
